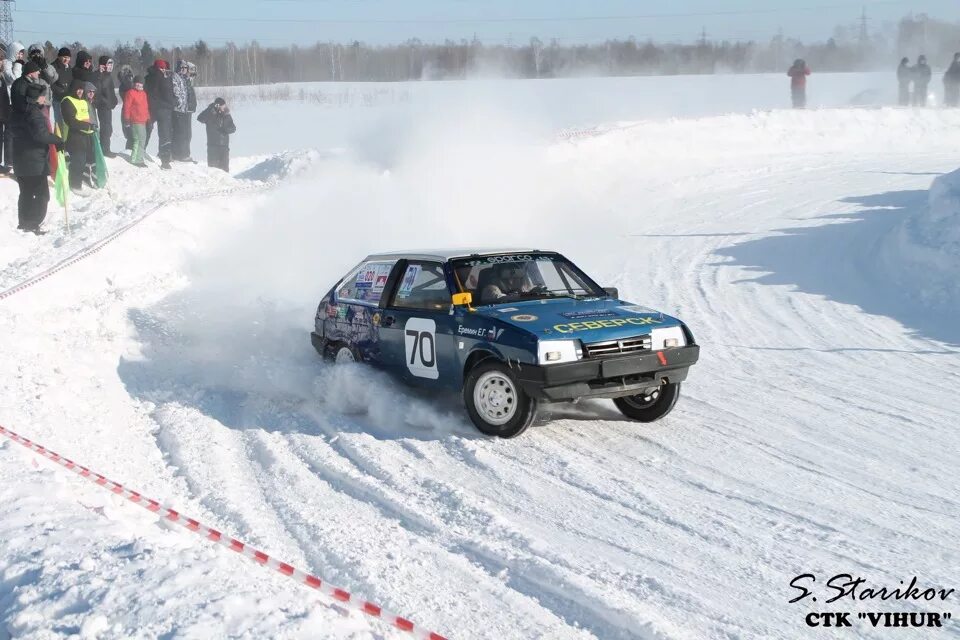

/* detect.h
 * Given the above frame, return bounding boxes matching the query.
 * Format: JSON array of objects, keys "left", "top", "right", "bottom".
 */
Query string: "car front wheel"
[
  {"left": 464, "top": 361, "right": 538, "bottom": 438},
  {"left": 613, "top": 382, "right": 681, "bottom": 422}
]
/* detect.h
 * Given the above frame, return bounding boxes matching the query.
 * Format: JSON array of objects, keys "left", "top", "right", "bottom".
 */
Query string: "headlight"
[
  {"left": 651, "top": 326, "right": 686, "bottom": 350},
  {"left": 537, "top": 340, "right": 581, "bottom": 365}
]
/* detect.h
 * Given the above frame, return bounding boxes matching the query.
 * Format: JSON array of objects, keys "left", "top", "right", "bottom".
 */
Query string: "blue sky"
[{"left": 12, "top": 0, "right": 957, "bottom": 48}]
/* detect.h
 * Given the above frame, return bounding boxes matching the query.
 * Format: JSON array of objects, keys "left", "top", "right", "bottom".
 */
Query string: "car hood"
[{"left": 474, "top": 297, "right": 683, "bottom": 343}]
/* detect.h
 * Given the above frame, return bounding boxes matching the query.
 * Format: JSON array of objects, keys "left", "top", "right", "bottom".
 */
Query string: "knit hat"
[
  {"left": 213, "top": 97, "right": 226, "bottom": 106},
  {"left": 133, "top": 75, "right": 144, "bottom": 84},
  {"left": 58, "top": 47, "right": 71, "bottom": 57},
  {"left": 76, "top": 51, "right": 92, "bottom": 66},
  {"left": 22, "top": 60, "right": 40, "bottom": 75},
  {"left": 84, "top": 81, "right": 97, "bottom": 93},
  {"left": 154, "top": 59, "right": 169, "bottom": 70},
  {"left": 99, "top": 55, "right": 111, "bottom": 66}
]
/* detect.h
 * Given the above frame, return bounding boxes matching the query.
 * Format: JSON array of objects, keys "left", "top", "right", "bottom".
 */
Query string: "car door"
[
  {"left": 329, "top": 259, "right": 398, "bottom": 364},
  {"left": 379, "top": 261, "right": 458, "bottom": 389}
]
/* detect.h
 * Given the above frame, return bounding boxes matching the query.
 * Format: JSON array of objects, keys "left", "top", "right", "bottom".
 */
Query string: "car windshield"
[{"left": 451, "top": 253, "right": 606, "bottom": 306}]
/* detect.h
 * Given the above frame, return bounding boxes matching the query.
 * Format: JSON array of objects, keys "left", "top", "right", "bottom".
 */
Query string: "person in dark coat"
[
  {"left": 0, "top": 49, "right": 12, "bottom": 174},
  {"left": 117, "top": 64, "right": 135, "bottom": 150},
  {"left": 10, "top": 60, "right": 42, "bottom": 116},
  {"left": 197, "top": 97, "right": 236, "bottom": 172},
  {"left": 897, "top": 57, "right": 912, "bottom": 106},
  {"left": 51, "top": 47, "right": 73, "bottom": 125},
  {"left": 10, "top": 83, "right": 63, "bottom": 233},
  {"left": 93, "top": 56, "right": 118, "bottom": 156},
  {"left": 912, "top": 55, "right": 932, "bottom": 106},
  {"left": 171, "top": 59, "right": 197, "bottom": 162},
  {"left": 60, "top": 79, "right": 96, "bottom": 193},
  {"left": 943, "top": 53, "right": 960, "bottom": 108},
  {"left": 787, "top": 59, "right": 811, "bottom": 108},
  {"left": 144, "top": 59, "right": 175, "bottom": 169},
  {"left": 72, "top": 51, "right": 94, "bottom": 83}
]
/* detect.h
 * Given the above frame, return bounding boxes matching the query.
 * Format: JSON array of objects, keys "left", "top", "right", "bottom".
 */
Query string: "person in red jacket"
[
  {"left": 121, "top": 75, "right": 150, "bottom": 167},
  {"left": 788, "top": 59, "right": 811, "bottom": 108}
]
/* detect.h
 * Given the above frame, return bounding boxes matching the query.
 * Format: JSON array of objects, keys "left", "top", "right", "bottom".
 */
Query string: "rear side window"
[
  {"left": 337, "top": 261, "right": 396, "bottom": 304},
  {"left": 391, "top": 262, "right": 451, "bottom": 311}
]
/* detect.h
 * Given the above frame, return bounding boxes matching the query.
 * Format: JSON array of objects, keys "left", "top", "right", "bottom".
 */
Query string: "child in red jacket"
[{"left": 121, "top": 76, "right": 150, "bottom": 167}]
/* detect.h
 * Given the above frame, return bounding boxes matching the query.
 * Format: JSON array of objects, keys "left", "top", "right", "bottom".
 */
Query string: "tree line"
[{"left": 29, "top": 14, "right": 960, "bottom": 86}]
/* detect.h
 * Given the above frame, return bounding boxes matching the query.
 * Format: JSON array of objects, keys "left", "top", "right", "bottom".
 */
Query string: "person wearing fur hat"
[
  {"left": 51, "top": 47, "right": 73, "bottom": 125},
  {"left": 72, "top": 51, "right": 94, "bottom": 83},
  {"left": 144, "top": 59, "right": 176, "bottom": 169},
  {"left": 122, "top": 75, "right": 150, "bottom": 167},
  {"left": 93, "top": 56, "right": 118, "bottom": 157},
  {"left": 197, "top": 97, "right": 236, "bottom": 172},
  {"left": 60, "top": 79, "right": 96, "bottom": 193},
  {"left": 171, "top": 59, "right": 197, "bottom": 162},
  {"left": 10, "top": 82, "right": 63, "bottom": 233},
  {"left": 2, "top": 41, "right": 25, "bottom": 85}
]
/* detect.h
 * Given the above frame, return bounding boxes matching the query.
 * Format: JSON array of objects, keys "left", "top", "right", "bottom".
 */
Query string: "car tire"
[
  {"left": 613, "top": 382, "right": 681, "bottom": 422},
  {"left": 327, "top": 342, "right": 360, "bottom": 365},
  {"left": 464, "top": 361, "right": 538, "bottom": 438}
]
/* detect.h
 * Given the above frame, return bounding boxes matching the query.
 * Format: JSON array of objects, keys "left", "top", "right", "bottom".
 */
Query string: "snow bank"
[{"left": 881, "top": 168, "right": 960, "bottom": 312}]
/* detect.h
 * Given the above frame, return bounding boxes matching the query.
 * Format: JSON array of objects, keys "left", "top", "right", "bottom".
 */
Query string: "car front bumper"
[{"left": 514, "top": 345, "right": 700, "bottom": 402}]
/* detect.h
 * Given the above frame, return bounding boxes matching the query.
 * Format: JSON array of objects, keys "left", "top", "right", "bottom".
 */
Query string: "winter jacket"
[
  {"left": 51, "top": 59, "right": 73, "bottom": 103},
  {"left": 60, "top": 94, "right": 96, "bottom": 155},
  {"left": 27, "top": 44, "right": 58, "bottom": 91},
  {"left": 197, "top": 103, "right": 236, "bottom": 147},
  {"left": 788, "top": 64, "right": 810, "bottom": 89},
  {"left": 94, "top": 69, "right": 118, "bottom": 110},
  {"left": 121, "top": 88, "right": 150, "bottom": 124},
  {"left": 10, "top": 102, "right": 62, "bottom": 177},
  {"left": 897, "top": 62, "right": 911, "bottom": 85},
  {"left": 2, "top": 41, "right": 25, "bottom": 85},
  {"left": 9, "top": 74, "right": 50, "bottom": 115},
  {"left": 171, "top": 73, "right": 197, "bottom": 113},
  {"left": 144, "top": 65, "right": 176, "bottom": 115},
  {"left": 0, "top": 75, "right": 10, "bottom": 123},
  {"left": 913, "top": 63, "right": 932, "bottom": 86},
  {"left": 72, "top": 51, "right": 94, "bottom": 83},
  {"left": 945, "top": 61, "right": 960, "bottom": 85}
]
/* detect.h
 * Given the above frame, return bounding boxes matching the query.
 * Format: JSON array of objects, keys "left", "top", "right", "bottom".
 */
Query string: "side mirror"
[
  {"left": 452, "top": 292, "right": 473, "bottom": 306},
  {"left": 603, "top": 287, "right": 619, "bottom": 299}
]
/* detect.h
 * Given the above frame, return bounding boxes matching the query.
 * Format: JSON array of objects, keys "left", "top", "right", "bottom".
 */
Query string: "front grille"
[{"left": 583, "top": 334, "right": 652, "bottom": 358}]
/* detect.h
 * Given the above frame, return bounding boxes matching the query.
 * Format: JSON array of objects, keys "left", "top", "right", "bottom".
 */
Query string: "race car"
[{"left": 311, "top": 249, "right": 700, "bottom": 438}]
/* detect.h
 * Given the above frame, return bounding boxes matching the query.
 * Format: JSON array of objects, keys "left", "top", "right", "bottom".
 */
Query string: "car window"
[
  {"left": 336, "top": 261, "right": 396, "bottom": 305},
  {"left": 391, "top": 262, "right": 451, "bottom": 311}
]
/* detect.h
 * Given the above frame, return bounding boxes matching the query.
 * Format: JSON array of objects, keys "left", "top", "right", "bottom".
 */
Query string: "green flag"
[
  {"left": 92, "top": 135, "right": 109, "bottom": 188},
  {"left": 54, "top": 151, "right": 69, "bottom": 208}
]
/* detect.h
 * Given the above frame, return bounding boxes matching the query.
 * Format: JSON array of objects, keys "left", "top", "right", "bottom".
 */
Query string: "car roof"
[{"left": 363, "top": 248, "right": 543, "bottom": 262}]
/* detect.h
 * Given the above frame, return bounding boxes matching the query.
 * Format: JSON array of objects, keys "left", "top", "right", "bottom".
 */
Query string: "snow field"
[{"left": 1, "top": 80, "right": 959, "bottom": 639}]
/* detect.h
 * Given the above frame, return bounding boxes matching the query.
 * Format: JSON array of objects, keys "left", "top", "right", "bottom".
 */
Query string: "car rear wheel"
[
  {"left": 464, "top": 361, "right": 538, "bottom": 438},
  {"left": 326, "top": 342, "right": 359, "bottom": 364},
  {"left": 613, "top": 382, "right": 681, "bottom": 422}
]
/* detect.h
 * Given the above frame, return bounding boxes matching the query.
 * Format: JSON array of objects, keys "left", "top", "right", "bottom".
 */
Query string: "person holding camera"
[{"left": 196, "top": 97, "right": 235, "bottom": 172}]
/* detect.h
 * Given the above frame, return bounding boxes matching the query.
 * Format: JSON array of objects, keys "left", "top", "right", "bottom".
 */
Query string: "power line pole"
[
  {"left": 0, "top": 0, "right": 14, "bottom": 48},
  {"left": 858, "top": 6, "right": 869, "bottom": 51}
]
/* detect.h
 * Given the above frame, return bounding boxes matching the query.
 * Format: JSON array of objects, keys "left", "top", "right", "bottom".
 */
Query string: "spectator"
[
  {"left": 144, "top": 59, "right": 175, "bottom": 170},
  {"left": 171, "top": 60, "right": 197, "bottom": 162},
  {"left": 897, "top": 57, "right": 912, "bottom": 106},
  {"left": 2, "top": 41, "right": 25, "bottom": 85},
  {"left": 94, "top": 56, "right": 118, "bottom": 157},
  {"left": 26, "top": 44, "right": 58, "bottom": 106},
  {"left": 72, "top": 51, "right": 94, "bottom": 83},
  {"left": 10, "top": 60, "right": 43, "bottom": 115},
  {"left": 60, "top": 79, "right": 96, "bottom": 194},
  {"left": 0, "top": 46, "right": 11, "bottom": 174},
  {"left": 197, "top": 97, "right": 236, "bottom": 172},
  {"left": 787, "top": 59, "right": 811, "bottom": 109},
  {"left": 117, "top": 64, "right": 135, "bottom": 150},
  {"left": 51, "top": 47, "right": 73, "bottom": 125},
  {"left": 84, "top": 81, "right": 99, "bottom": 131},
  {"left": 913, "top": 55, "right": 932, "bottom": 107},
  {"left": 10, "top": 83, "right": 62, "bottom": 234},
  {"left": 943, "top": 53, "right": 960, "bottom": 108},
  {"left": 121, "top": 75, "right": 149, "bottom": 167}
]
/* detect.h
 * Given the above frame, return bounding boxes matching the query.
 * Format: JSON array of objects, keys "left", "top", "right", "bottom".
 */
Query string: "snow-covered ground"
[{"left": 1, "top": 75, "right": 959, "bottom": 640}]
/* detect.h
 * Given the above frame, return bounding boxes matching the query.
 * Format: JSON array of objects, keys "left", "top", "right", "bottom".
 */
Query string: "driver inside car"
[{"left": 481, "top": 263, "right": 534, "bottom": 302}]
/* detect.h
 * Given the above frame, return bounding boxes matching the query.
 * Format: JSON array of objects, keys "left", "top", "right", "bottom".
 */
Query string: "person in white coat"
[{"left": 2, "top": 41, "right": 26, "bottom": 85}]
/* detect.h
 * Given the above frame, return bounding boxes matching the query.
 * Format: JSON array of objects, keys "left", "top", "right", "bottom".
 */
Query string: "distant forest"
[{"left": 31, "top": 14, "right": 960, "bottom": 86}]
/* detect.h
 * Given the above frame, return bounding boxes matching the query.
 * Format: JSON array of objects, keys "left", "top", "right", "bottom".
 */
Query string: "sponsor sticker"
[
  {"left": 511, "top": 314, "right": 538, "bottom": 322},
  {"left": 620, "top": 305, "right": 664, "bottom": 318},
  {"left": 553, "top": 316, "right": 662, "bottom": 333},
  {"left": 397, "top": 265, "right": 421, "bottom": 299},
  {"left": 559, "top": 310, "right": 619, "bottom": 320}
]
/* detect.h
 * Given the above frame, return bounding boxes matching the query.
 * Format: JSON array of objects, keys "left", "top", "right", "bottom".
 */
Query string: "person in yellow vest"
[{"left": 60, "top": 79, "right": 96, "bottom": 194}]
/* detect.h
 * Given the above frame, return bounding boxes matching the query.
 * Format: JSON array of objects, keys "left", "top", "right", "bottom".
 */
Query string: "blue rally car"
[{"left": 311, "top": 249, "right": 700, "bottom": 438}]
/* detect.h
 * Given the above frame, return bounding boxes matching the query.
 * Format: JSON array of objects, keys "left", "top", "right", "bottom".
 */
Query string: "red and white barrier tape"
[
  {"left": 0, "top": 424, "right": 448, "bottom": 640},
  {"left": 0, "top": 185, "right": 260, "bottom": 302}
]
